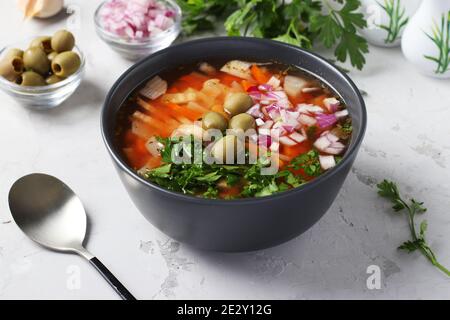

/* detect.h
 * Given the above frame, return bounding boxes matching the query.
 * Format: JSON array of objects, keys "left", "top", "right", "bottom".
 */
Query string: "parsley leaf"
[
  {"left": 310, "top": 0, "right": 369, "bottom": 69},
  {"left": 377, "top": 180, "right": 450, "bottom": 277}
]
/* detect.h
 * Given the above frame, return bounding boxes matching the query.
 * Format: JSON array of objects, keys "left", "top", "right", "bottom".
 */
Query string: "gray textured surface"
[{"left": 1, "top": 0, "right": 450, "bottom": 299}]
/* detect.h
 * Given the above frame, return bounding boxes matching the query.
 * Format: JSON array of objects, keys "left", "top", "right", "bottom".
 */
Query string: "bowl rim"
[
  {"left": 93, "top": 0, "right": 182, "bottom": 47},
  {"left": 0, "top": 44, "right": 86, "bottom": 93},
  {"left": 101, "top": 37, "right": 367, "bottom": 205}
]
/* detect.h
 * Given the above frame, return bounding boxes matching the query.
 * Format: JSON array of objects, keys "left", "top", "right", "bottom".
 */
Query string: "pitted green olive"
[
  {"left": 46, "top": 74, "right": 63, "bottom": 85},
  {"left": 51, "top": 30, "right": 75, "bottom": 53},
  {"left": 47, "top": 51, "right": 58, "bottom": 61},
  {"left": 30, "top": 36, "right": 53, "bottom": 54},
  {"left": 202, "top": 111, "right": 228, "bottom": 131},
  {"left": 23, "top": 47, "right": 50, "bottom": 75},
  {"left": 224, "top": 92, "right": 253, "bottom": 116},
  {"left": 229, "top": 113, "right": 256, "bottom": 131},
  {"left": 51, "top": 51, "right": 81, "bottom": 78},
  {"left": 18, "top": 71, "right": 46, "bottom": 86},
  {"left": 5, "top": 48, "right": 24, "bottom": 60},
  {"left": 0, "top": 55, "right": 24, "bottom": 82},
  {"left": 211, "top": 135, "right": 244, "bottom": 163}
]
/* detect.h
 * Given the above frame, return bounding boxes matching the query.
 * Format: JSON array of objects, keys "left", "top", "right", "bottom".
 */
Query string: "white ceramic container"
[{"left": 402, "top": 0, "right": 450, "bottom": 78}]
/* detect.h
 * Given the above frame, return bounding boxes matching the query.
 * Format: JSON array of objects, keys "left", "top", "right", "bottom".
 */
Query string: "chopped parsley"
[{"left": 141, "top": 136, "right": 324, "bottom": 199}]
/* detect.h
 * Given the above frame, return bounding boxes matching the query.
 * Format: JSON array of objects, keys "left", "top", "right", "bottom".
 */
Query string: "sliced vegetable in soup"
[{"left": 115, "top": 60, "right": 353, "bottom": 199}]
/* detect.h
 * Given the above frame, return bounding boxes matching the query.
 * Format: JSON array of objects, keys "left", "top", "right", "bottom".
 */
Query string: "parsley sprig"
[
  {"left": 377, "top": 180, "right": 450, "bottom": 277},
  {"left": 177, "top": 0, "right": 369, "bottom": 69}
]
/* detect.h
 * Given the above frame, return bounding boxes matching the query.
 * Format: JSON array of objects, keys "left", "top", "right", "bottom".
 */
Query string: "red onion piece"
[
  {"left": 246, "top": 104, "right": 264, "bottom": 118},
  {"left": 334, "top": 109, "right": 349, "bottom": 119},
  {"left": 323, "top": 97, "right": 340, "bottom": 112},
  {"left": 316, "top": 113, "right": 337, "bottom": 128},
  {"left": 289, "top": 132, "right": 306, "bottom": 143},
  {"left": 319, "top": 155, "right": 336, "bottom": 170},
  {"left": 298, "top": 114, "right": 317, "bottom": 127},
  {"left": 279, "top": 136, "right": 297, "bottom": 146}
]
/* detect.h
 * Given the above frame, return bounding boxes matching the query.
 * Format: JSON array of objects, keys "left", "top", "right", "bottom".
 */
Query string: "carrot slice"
[
  {"left": 145, "top": 156, "right": 162, "bottom": 169},
  {"left": 166, "top": 103, "right": 202, "bottom": 121},
  {"left": 241, "top": 79, "right": 257, "bottom": 91},
  {"left": 179, "top": 72, "right": 208, "bottom": 90},
  {"left": 137, "top": 98, "right": 180, "bottom": 127},
  {"left": 132, "top": 111, "right": 174, "bottom": 137},
  {"left": 251, "top": 65, "right": 272, "bottom": 84}
]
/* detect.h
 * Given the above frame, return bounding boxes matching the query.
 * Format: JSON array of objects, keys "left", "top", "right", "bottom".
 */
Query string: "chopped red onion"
[
  {"left": 246, "top": 104, "right": 264, "bottom": 118},
  {"left": 298, "top": 114, "right": 317, "bottom": 127},
  {"left": 313, "top": 136, "right": 331, "bottom": 151},
  {"left": 315, "top": 134, "right": 345, "bottom": 155},
  {"left": 279, "top": 136, "right": 297, "bottom": 146},
  {"left": 323, "top": 97, "right": 340, "bottom": 112},
  {"left": 334, "top": 109, "right": 349, "bottom": 119},
  {"left": 297, "top": 104, "right": 324, "bottom": 114},
  {"left": 266, "top": 76, "right": 281, "bottom": 88},
  {"left": 319, "top": 155, "right": 336, "bottom": 170},
  {"left": 258, "top": 84, "right": 273, "bottom": 92},
  {"left": 255, "top": 118, "right": 265, "bottom": 126},
  {"left": 100, "top": 0, "right": 176, "bottom": 39},
  {"left": 289, "top": 132, "right": 306, "bottom": 143},
  {"left": 316, "top": 113, "right": 337, "bottom": 128},
  {"left": 258, "top": 134, "right": 272, "bottom": 147},
  {"left": 260, "top": 120, "right": 274, "bottom": 129},
  {"left": 270, "top": 141, "right": 280, "bottom": 152}
]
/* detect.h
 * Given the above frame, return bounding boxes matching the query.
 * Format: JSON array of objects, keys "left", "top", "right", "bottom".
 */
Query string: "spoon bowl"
[{"left": 9, "top": 173, "right": 88, "bottom": 255}]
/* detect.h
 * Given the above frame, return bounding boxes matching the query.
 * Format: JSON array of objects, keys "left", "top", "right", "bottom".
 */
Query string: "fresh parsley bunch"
[{"left": 176, "top": 0, "right": 369, "bottom": 70}]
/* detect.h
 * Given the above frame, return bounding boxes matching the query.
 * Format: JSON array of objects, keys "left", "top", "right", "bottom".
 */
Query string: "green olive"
[
  {"left": 47, "top": 51, "right": 58, "bottom": 61},
  {"left": 224, "top": 92, "right": 253, "bottom": 116},
  {"left": 51, "top": 30, "right": 75, "bottom": 53},
  {"left": 23, "top": 47, "right": 51, "bottom": 75},
  {"left": 18, "top": 71, "right": 46, "bottom": 86},
  {"left": 46, "top": 74, "right": 63, "bottom": 85},
  {"left": 0, "top": 55, "right": 24, "bottom": 82},
  {"left": 30, "top": 36, "right": 53, "bottom": 54},
  {"left": 202, "top": 111, "right": 228, "bottom": 131},
  {"left": 211, "top": 135, "right": 244, "bottom": 164},
  {"left": 229, "top": 113, "right": 256, "bottom": 132},
  {"left": 51, "top": 51, "right": 81, "bottom": 78},
  {"left": 5, "top": 48, "right": 24, "bottom": 60}
]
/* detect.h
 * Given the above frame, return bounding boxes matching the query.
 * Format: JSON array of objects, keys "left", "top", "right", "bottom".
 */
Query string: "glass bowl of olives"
[{"left": 0, "top": 30, "right": 85, "bottom": 109}]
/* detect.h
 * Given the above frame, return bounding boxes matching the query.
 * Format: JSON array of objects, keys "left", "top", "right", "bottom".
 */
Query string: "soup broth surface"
[{"left": 116, "top": 60, "right": 352, "bottom": 199}]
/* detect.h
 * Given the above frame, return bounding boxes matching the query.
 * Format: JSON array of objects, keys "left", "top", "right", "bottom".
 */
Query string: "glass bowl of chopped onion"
[{"left": 94, "top": 0, "right": 182, "bottom": 60}]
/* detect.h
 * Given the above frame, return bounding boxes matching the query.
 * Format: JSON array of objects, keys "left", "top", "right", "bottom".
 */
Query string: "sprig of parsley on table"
[
  {"left": 176, "top": 0, "right": 369, "bottom": 69},
  {"left": 377, "top": 180, "right": 450, "bottom": 277}
]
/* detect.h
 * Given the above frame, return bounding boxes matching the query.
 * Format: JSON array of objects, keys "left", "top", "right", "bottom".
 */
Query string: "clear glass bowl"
[
  {"left": 94, "top": 0, "right": 182, "bottom": 61},
  {"left": 0, "top": 44, "right": 85, "bottom": 110}
]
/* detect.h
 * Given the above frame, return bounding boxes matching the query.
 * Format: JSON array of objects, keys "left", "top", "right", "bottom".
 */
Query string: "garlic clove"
[{"left": 18, "top": 0, "right": 64, "bottom": 19}]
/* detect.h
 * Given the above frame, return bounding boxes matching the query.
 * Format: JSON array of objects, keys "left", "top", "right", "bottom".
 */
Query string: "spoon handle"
[{"left": 89, "top": 257, "right": 136, "bottom": 300}]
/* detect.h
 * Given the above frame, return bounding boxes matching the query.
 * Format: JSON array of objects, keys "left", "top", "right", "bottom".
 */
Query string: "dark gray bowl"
[{"left": 101, "top": 37, "right": 367, "bottom": 252}]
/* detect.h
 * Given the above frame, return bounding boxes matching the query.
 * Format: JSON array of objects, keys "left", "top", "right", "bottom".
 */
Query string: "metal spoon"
[{"left": 8, "top": 173, "right": 136, "bottom": 300}]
